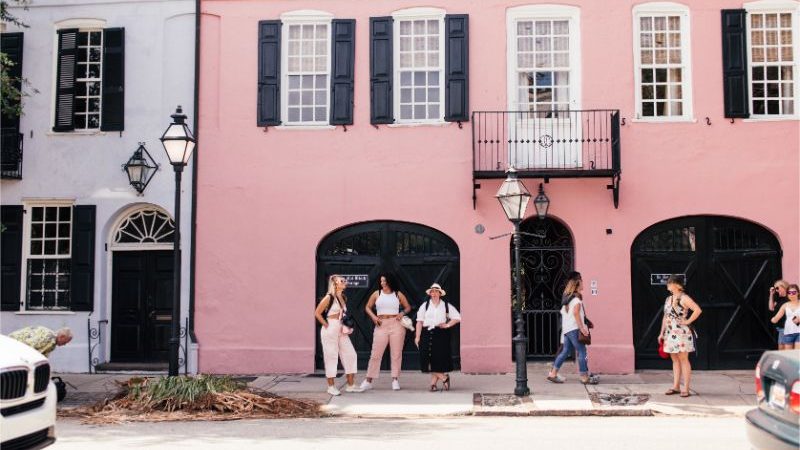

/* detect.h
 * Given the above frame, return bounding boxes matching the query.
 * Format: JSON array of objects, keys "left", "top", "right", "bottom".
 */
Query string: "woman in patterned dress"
[{"left": 658, "top": 275, "right": 702, "bottom": 398}]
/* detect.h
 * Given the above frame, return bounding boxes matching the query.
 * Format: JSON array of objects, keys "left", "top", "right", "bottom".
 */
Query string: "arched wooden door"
[
  {"left": 316, "top": 221, "right": 460, "bottom": 371},
  {"left": 632, "top": 216, "right": 782, "bottom": 370}
]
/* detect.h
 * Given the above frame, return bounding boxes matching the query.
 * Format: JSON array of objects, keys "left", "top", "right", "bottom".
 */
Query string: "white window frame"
[
  {"left": 20, "top": 199, "right": 75, "bottom": 312},
  {"left": 506, "top": 5, "right": 582, "bottom": 113},
  {"left": 279, "top": 10, "right": 334, "bottom": 127},
  {"left": 632, "top": 2, "right": 694, "bottom": 122},
  {"left": 51, "top": 19, "right": 107, "bottom": 133},
  {"left": 744, "top": 0, "right": 800, "bottom": 120},
  {"left": 392, "top": 7, "right": 446, "bottom": 124}
]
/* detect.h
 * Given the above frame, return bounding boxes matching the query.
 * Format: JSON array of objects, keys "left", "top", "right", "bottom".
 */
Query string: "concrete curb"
[{"left": 474, "top": 409, "right": 655, "bottom": 417}]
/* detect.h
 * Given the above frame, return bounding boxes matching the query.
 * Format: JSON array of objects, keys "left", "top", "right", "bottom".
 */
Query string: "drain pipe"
[{"left": 188, "top": 0, "right": 200, "bottom": 346}]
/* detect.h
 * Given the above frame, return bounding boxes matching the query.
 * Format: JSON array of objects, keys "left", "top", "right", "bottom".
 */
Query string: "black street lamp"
[
  {"left": 160, "top": 106, "right": 196, "bottom": 377},
  {"left": 533, "top": 183, "right": 550, "bottom": 220},
  {"left": 122, "top": 142, "right": 158, "bottom": 194},
  {"left": 496, "top": 167, "right": 532, "bottom": 396}
]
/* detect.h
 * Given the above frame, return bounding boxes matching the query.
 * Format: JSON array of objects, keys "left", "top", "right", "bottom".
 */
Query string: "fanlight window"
[{"left": 114, "top": 209, "right": 174, "bottom": 245}]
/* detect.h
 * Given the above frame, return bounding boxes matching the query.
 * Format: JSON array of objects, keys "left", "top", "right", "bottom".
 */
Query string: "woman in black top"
[{"left": 769, "top": 280, "right": 790, "bottom": 349}]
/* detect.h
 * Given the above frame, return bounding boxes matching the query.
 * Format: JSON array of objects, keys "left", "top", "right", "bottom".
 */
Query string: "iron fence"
[{"left": 1, "top": 131, "right": 23, "bottom": 179}]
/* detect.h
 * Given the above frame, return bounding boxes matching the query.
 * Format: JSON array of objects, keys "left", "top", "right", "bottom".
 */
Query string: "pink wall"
[{"left": 196, "top": 0, "right": 799, "bottom": 374}]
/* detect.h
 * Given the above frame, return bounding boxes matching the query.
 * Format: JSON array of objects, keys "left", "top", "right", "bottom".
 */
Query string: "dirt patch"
[
  {"left": 475, "top": 393, "right": 532, "bottom": 407},
  {"left": 589, "top": 392, "right": 650, "bottom": 407}
]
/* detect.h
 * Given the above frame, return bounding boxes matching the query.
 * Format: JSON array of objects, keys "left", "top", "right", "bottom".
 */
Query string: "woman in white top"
[
  {"left": 547, "top": 278, "right": 597, "bottom": 385},
  {"left": 414, "top": 283, "right": 461, "bottom": 391},
  {"left": 772, "top": 283, "right": 800, "bottom": 349},
  {"left": 360, "top": 273, "right": 412, "bottom": 391}
]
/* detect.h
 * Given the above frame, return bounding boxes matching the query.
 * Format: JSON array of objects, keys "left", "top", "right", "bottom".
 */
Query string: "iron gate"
[{"left": 514, "top": 217, "right": 574, "bottom": 359}]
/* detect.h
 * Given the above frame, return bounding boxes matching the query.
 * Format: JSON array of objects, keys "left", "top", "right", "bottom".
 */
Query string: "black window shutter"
[
  {"left": 1, "top": 205, "right": 23, "bottom": 311},
  {"left": 53, "top": 29, "right": 79, "bottom": 132},
  {"left": 70, "top": 205, "right": 96, "bottom": 312},
  {"left": 370, "top": 17, "right": 393, "bottom": 124},
  {"left": 330, "top": 19, "right": 356, "bottom": 125},
  {"left": 721, "top": 9, "right": 749, "bottom": 118},
  {"left": 1, "top": 33, "right": 24, "bottom": 131},
  {"left": 257, "top": 20, "right": 281, "bottom": 126},
  {"left": 444, "top": 15, "right": 469, "bottom": 122},
  {"left": 101, "top": 28, "right": 125, "bottom": 131}
]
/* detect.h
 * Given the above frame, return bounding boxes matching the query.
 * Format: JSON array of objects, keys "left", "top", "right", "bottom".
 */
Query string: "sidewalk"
[{"left": 56, "top": 363, "right": 755, "bottom": 418}]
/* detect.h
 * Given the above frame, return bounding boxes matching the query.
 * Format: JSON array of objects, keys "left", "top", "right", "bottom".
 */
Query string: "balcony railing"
[
  {"left": 472, "top": 109, "right": 621, "bottom": 207},
  {"left": 1, "top": 131, "right": 23, "bottom": 179}
]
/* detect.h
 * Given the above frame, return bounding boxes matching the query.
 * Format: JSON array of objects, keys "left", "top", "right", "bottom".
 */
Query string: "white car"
[{"left": 0, "top": 334, "right": 56, "bottom": 450}]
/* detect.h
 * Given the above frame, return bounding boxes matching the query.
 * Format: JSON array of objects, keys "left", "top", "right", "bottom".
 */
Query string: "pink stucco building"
[{"left": 195, "top": 0, "right": 799, "bottom": 375}]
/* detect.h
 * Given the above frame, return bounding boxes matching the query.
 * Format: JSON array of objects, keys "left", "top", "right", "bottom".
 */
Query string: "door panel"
[
  {"left": 316, "top": 222, "right": 460, "bottom": 371},
  {"left": 632, "top": 216, "right": 781, "bottom": 370},
  {"left": 111, "top": 250, "right": 174, "bottom": 362}
]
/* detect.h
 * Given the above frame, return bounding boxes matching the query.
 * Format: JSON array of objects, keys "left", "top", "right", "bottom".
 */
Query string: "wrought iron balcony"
[
  {"left": 1, "top": 131, "right": 23, "bottom": 179},
  {"left": 472, "top": 109, "right": 621, "bottom": 207}
]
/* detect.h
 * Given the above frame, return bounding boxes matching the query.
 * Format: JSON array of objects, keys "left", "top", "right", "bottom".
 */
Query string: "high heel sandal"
[{"left": 442, "top": 375, "right": 450, "bottom": 391}]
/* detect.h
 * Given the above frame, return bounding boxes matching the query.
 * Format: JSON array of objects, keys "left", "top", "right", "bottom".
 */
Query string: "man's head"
[{"left": 55, "top": 328, "right": 73, "bottom": 346}]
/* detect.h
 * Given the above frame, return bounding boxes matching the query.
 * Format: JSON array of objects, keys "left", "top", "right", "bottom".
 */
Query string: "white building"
[{"left": 1, "top": 0, "right": 198, "bottom": 373}]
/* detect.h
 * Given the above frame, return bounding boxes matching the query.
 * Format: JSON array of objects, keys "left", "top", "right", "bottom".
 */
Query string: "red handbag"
[{"left": 658, "top": 341, "right": 669, "bottom": 359}]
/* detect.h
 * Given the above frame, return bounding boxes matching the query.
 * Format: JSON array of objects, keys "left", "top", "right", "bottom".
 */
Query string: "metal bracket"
[
  {"left": 457, "top": 121, "right": 463, "bottom": 129},
  {"left": 607, "top": 174, "right": 621, "bottom": 209},
  {"left": 342, "top": 125, "right": 348, "bottom": 132},
  {"left": 87, "top": 318, "right": 108, "bottom": 374},
  {"left": 472, "top": 181, "right": 480, "bottom": 209}
]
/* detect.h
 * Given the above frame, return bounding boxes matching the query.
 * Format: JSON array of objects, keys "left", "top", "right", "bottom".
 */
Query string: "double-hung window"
[
  {"left": 746, "top": 5, "right": 798, "bottom": 116},
  {"left": 633, "top": 3, "right": 693, "bottom": 120},
  {"left": 25, "top": 204, "right": 73, "bottom": 310},
  {"left": 394, "top": 10, "right": 445, "bottom": 123},
  {"left": 53, "top": 23, "right": 125, "bottom": 132},
  {"left": 258, "top": 11, "right": 355, "bottom": 127}
]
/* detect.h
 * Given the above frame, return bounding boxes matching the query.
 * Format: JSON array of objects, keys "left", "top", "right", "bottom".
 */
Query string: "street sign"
[
  {"left": 341, "top": 274, "right": 369, "bottom": 288},
  {"left": 650, "top": 273, "right": 685, "bottom": 285}
]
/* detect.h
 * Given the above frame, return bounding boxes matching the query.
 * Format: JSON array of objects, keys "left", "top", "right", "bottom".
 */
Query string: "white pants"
[{"left": 320, "top": 319, "right": 358, "bottom": 378}]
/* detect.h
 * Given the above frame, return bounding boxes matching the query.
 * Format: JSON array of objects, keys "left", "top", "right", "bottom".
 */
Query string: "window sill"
[
  {"left": 14, "top": 311, "right": 78, "bottom": 315},
  {"left": 630, "top": 117, "right": 697, "bottom": 123},
  {"left": 47, "top": 130, "right": 108, "bottom": 137},
  {"left": 742, "top": 116, "right": 800, "bottom": 123},
  {"left": 273, "top": 125, "right": 336, "bottom": 131},
  {"left": 387, "top": 121, "right": 452, "bottom": 128}
]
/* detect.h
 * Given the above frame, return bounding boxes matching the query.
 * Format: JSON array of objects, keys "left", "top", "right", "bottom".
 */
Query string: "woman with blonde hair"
[
  {"left": 659, "top": 275, "right": 702, "bottom": 398},
  {"left": 547, "top": 278, "right": 596, "bottom": 385},
  {"left": 769, "top": 280, "right": 790, "bottom": 349},
  {"left": 771, "top": 283, "right": 800, "bottom": 350},
  {"left": 314, "top": 275, "right": 363, "bottom": 396}
]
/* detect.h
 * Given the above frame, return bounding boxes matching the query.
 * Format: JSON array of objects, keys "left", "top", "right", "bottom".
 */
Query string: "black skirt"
[{"left": 419, "top": 327, "right": 453, "bottom": 373}]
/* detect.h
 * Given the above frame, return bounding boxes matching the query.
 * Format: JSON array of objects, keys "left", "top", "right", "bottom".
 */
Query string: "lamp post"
[
  {"left": 496, "top": 167, "right": 532, "bottom": 396},
  {"left": 160, "top": 106, "right": 196, "bottom": 377}
]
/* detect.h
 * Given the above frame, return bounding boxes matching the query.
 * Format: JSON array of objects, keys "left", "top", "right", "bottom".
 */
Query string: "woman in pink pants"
[
  {"left": 360, "top": 273, "right": 412, "bottom": 391},
  {"left": 314, "top": 275, "right": 363, "bottom": 396}
]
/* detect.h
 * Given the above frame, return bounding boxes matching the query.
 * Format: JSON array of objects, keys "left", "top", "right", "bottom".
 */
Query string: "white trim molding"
[
  {"left": 280, "top": 10, "right": 334, "bottom": 23},
  {"left": 631, "top": 2, "right": 694, "bottom": 121}
]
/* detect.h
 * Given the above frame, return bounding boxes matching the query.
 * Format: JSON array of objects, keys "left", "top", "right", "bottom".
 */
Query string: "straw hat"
[{"left": 425, "top": 283, "right": 446, "bottom": 296}]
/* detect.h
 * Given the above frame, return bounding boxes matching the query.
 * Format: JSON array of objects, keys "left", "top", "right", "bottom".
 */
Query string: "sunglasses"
[{"left": 789, "top": 290, "right": 799, "bottom": 295}]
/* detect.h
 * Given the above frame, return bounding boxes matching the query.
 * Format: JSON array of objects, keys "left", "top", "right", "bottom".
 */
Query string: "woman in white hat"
[{"left": 414, "top": 283, "right": 460, "bottom": 391}]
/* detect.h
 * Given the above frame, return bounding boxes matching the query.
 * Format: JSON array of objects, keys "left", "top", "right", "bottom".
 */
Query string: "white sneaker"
[
  {"left": 345, "top": 384, "right": 364, "bottom": 393},
  {"left": 359, "top": 380, "right": 373, "bottom": 391},
  {"left": 392, "top": 380, "right": 401, "bottom": 391},
  {"left": 326, "top": 386, "right": 341, "bottom": 396}
]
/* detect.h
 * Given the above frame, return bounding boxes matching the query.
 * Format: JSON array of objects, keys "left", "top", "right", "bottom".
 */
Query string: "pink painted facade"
[{"left": 196, "top": 0, "right": 799, "bottom": 374}]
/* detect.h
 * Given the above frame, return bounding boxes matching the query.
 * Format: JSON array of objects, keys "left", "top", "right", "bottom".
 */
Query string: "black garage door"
[
  {"left": 632, "top": 216, "right": 782, "bottom": 370},
  {"left": 316, "top": 221, "right": 460, "bottom": 371}
]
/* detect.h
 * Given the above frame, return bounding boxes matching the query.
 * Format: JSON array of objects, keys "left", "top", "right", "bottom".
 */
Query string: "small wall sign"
[
  {"left": 650, "top": 273, "right": 686, "bottom": 285},
  {"left": 341, "top": 274, "right": 369, "bottom": 288}
]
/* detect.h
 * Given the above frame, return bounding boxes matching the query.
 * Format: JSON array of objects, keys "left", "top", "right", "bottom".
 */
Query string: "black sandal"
[
  {"left": 442, "top": 375, "right": 450, "bottom": 391},
  {"left": 429, "top": 384, "right": 439, "bottom": 392}
]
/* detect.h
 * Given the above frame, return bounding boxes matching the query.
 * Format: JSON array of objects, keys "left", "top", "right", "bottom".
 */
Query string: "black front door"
[
  {"left": 316, "top": 221, "right": 460, "bottom": 371},
  {"left": 515, "top": 217, "right": 575, "bottom": 359},
  {"left": 632, "top": 216, "right": 781, "bottom": 369},
  {"left": 111, "top": 251, "right": 174, "bottom": 362}
]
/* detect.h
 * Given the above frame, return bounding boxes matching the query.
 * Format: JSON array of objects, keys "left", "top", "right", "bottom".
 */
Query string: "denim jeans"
[{"left": 554, "top": 329, "right": 589, "bottom": 375}]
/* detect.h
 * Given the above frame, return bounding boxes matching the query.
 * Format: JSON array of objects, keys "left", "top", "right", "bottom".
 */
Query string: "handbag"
[
  {"left": 657, "top": 340, "right": 669, "bottom": 359},
  {"left": 341, "top": 311, "right": 355, "bottom": 328},
  {"left": 577, "top": 303, "right": 592, "bottom": 345}
]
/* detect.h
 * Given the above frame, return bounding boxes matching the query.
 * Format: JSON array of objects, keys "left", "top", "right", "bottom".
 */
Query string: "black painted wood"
[
  {"left": 70, "top": 205, "right": 95, "bottom": 311},
  {"left": 632, "top": 216, "right": 781, "bottom": 370},
  {"left": 444, "top": 15, "right": 469, "bottom": 122},
  {"left": 316, "top": 221, "right": 460, "bottom": 371},
  {"left": 257, "top": 20, "right": 281, "bottom": 126},
  {"left": 101, "top": 28, "right": 125, "bottom": 131},
  {"left": 53, "top": 29, "right": 79, "bottom": 132},
  {"left": 369, "top": 17, "right": 393, "bottom": 124},
  {"left": 330, "top": 19, "right": 355, "bottom": 125},
  {"left": 0, "top": 205, "right": 23, "bottom": 311},
  {"left": 721, "top": 10, "right": 750, "bottom": 118}
]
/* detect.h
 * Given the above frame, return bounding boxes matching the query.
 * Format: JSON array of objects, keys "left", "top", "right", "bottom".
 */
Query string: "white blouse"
[{"left": 416, "top": 300, "right": 461, "bottom": 330}]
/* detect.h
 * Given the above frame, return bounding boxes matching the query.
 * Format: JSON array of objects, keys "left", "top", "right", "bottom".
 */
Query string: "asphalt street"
[{"left": 52, "top": 416, "right": 749, "bottom": 449}]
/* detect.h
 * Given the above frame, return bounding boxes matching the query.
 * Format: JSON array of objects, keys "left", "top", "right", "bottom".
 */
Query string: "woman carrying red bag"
[{"left": 658, "top": 275, "right": 702, "bottom": 398}]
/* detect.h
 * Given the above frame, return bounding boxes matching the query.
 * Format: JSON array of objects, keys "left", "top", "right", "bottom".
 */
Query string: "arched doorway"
[
  {"left": 109, "top": 206, "right": 175, "bottom": 364},
  {"left": 631, "top": 216, "right": 782, "bottom": 370},
  {"left": 514, "top": 217, "right": 575, "bottom": 359},
  {"left": 316, "top": 221, "right": 460, "bottom": 371}
]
